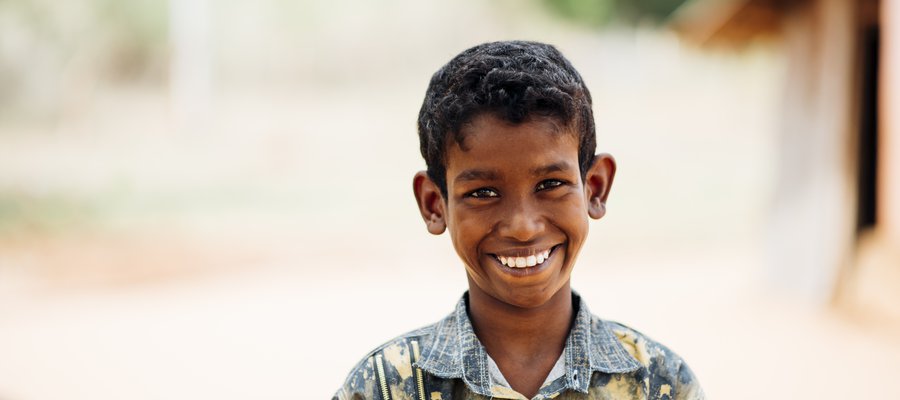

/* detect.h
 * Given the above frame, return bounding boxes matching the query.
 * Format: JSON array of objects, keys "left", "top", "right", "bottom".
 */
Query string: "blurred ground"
[
  {"left": 1, "top": 1, "right": 899, "bottom": 399},
  {"left": 2, "top": 234, "right": 900, "bottom": 400}
]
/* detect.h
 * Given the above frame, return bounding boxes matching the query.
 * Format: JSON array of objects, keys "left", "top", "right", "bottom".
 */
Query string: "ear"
[
  {"left": 413, "top": 171, "right": 447, "bottom": 234},
  {"left": 585, "top": 153, "right": 616, "bottom": 220}
]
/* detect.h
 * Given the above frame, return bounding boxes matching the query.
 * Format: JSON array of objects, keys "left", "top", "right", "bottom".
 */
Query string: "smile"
[{"left": 492, "top": 246, "right": 557, "bottom": 268}]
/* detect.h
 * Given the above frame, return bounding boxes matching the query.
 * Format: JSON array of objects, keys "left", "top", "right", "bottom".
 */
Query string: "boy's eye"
[
  {"left": 467, "top": 188, "right": 499, "bottom": 198},
  {"left": 536, "top": 179, "right": 565, "bottom": 191}
]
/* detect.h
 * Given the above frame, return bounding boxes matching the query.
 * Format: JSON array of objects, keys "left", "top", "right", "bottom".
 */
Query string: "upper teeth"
[{"left": 498, "top": 249, "right": 552, "bottom": 268}]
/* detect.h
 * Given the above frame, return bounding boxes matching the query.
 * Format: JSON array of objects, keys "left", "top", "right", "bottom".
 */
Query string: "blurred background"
[{"left": 1, "top": 0, "right": 899, "bottom": 399}]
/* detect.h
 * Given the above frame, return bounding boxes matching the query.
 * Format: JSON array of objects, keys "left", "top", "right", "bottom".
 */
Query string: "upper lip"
[{"left": 488, "top": 244, "right": 558, "bottom": 258}]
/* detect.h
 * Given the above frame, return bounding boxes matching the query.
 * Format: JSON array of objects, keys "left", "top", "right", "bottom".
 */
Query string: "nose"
[{"left": 498, "top": 197, "right": 544, "bottom": 242}]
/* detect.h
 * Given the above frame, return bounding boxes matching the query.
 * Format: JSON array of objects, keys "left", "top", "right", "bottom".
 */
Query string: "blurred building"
[{"left": 673, "top": 0, "right": 900, "bottom": 321}]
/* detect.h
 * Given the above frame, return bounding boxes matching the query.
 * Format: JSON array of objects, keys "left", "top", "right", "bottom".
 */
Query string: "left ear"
[{"left": 584, "top": 153, "right": 616, "bottom": 219}]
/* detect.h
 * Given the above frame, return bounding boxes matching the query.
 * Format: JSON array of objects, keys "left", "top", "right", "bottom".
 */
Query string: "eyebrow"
[
  {"left": 531, "top": 162, "right": 572, "bottom": 176},
  {"left": 454, "top": 162, "right": 573, "bottom": 184},
  {"left": 454, "top": 169, "right": 499, "bottom": 183}
]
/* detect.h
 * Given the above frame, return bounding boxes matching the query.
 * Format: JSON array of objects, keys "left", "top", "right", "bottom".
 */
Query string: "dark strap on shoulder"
[
  {"left": 407, "top": 339, "right": 427, "bottom": 400},
  {"left": 371, "top": 353, "right": 393, "bottom": 400},
  {"left": 370, "top": 339, "right": 427, "bottom": 400}
]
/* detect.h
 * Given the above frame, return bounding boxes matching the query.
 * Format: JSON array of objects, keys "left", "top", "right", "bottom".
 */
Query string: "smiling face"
[{"left": 413, "top": 113, "right": 616, "bottom": 310}]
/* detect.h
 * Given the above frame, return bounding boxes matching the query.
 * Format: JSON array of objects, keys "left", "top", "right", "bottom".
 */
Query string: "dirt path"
[{"left": 1, "top": 234, "right": 899, "bottom": 400}]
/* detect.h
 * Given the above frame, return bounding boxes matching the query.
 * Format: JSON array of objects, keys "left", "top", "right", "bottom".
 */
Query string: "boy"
[{"left": 333, "top": 41, "right": 705, "bottom": 400}]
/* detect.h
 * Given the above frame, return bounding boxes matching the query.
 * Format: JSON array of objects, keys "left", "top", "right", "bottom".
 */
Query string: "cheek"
[
  {"left": 554, "top": 196, "right": 590, "bottom": 239},
  {"left": 448, "top": 209, "right": 492, "bottom": 254}
]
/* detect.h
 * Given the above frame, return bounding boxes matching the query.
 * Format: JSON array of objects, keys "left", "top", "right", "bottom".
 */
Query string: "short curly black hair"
[{"left": 417, "top": 40, "right": 597, "bottom": 198}]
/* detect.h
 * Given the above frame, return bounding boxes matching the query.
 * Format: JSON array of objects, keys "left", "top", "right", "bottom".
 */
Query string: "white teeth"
[{"left": 496, "top": 247, "right": 555, "bottom": 268}]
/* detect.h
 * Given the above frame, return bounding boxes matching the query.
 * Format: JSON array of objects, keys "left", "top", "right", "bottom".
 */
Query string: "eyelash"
[
  {"left": 467, "top": 188, "right": 499, "bottom": 198},
  {"left": 465, "top": 179, "right": 567, "bottom": 199},
  {"left": 536, "top": 179, "right": 565, "bottom": 191}
]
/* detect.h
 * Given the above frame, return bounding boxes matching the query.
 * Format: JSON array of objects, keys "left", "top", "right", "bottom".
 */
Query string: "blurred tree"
[
  {"left": 540, "top": 0, "right": 690, "bottom": 27},
  {"left": 93, "top": 0, "right": 168, "bottom": 81},
  {"left": 0, "top": 0, "right": 167, "bottom": 121}
]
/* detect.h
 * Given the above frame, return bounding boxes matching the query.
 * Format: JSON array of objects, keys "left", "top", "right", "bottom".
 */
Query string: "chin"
[{"left": 497, "top": 285, "right": 560, "bottom": 309}]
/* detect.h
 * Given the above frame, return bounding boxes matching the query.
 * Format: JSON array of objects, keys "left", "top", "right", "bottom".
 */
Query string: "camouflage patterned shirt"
[{"left": 333, "top": 292, "right": 705, "bottom": 400}]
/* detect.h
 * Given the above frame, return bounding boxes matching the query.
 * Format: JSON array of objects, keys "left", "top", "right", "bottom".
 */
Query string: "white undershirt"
[{"left": 486, "top": 351, "right": 567, "bottom": 389}]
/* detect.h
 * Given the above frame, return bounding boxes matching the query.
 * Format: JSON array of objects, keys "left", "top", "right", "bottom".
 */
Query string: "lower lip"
[{"left": 491, "top": 245, "right": 560, "bottom": 277}]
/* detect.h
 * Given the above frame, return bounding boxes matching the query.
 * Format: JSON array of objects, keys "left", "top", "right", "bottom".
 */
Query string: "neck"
[{"left": 466, "top": 281, "right": 574, "bottom": 363}]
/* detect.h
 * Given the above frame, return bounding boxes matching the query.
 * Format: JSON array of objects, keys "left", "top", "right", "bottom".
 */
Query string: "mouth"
[{"left": 490, "top": 245, "right": 560, "bottom": 269}]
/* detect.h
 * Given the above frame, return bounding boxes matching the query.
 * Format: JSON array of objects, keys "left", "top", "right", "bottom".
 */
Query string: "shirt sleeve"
[{"left": 333, "top": 355, "right": 379, "bottom": 400}]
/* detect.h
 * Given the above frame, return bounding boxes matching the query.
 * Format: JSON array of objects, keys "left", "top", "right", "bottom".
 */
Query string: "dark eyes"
[
  {"left": 536, "top": 179, "right": 565, "bottom": 191},
  {"left": 465, "top": 179, "right": 566, "bottom": 199},
  {"left": 468, "top": 188, "right": 499, "bottom": 198}
]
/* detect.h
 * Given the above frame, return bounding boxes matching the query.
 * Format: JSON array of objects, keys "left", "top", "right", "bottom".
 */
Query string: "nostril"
[{"left": 499, "top": 215, "right": 544, "bottom": 242}]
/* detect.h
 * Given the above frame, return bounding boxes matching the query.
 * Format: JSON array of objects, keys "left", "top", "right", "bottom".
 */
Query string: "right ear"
[{"left": 413, "top": 171, "right": 447, "bottom": 235}]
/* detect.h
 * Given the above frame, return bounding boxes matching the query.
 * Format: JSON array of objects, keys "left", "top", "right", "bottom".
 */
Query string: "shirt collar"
[{"left": 415, "top": 291, "right": 641, "bottom": 396}]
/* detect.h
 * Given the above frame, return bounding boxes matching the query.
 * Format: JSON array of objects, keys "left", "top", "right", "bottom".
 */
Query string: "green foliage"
[
  {"left": 542, "top": 0, "right": 618, "bottom": 27},
  {"left": 0, "top": 192, "right": 96, "bottom": 236},
  {"left": 540, "top": 0, "right": 690, "bottom": 27},
  {"left": 93, "top": 0, "right": 169, "bottom": 81},
  {"left": 95, "top": 0, "right": 168, "bottom": 45}
]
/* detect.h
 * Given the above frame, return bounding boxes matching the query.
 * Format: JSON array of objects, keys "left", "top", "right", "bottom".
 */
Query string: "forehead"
[{"left": 445, "top": 114, "right": 580, "bottom": 179}]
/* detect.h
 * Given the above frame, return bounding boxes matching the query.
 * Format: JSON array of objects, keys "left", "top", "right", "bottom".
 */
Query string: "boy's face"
[{"left": 414, "top": 113, "right": 616, "bottom": 309}]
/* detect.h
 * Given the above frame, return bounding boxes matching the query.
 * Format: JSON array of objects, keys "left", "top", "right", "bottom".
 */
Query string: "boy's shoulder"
[
  {"left": 604, "top": 319, "right": 683, "bottom": 366},
  {"left": 332, "top": 324, "right": 435, "bottom": 400},
  {"left": 333, "top": 296, "right": 705, "bottom": 400},
  {"left": 603, "top": 320, "right": 704, "bottom": 399}
]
